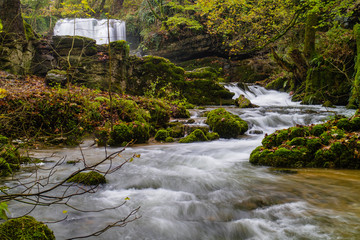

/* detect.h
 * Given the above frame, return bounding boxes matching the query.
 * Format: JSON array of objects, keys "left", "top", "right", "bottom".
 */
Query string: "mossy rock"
[
  {"left": 108, "top": 123, "right": 132, "bottom": 146},
  {"left": 287, "top": 137, "right": 307, "bottom": 146},
  {"left": 155, "top": 129, "right": 168, "bottom": 142},
  {"left": 179, "top": 129, "right": 208, "bottom": 143},
  {"left": 350, "top": 117, "right": 360, "bottom": 131},
  {"left": 184, "top": 79, "right": 234, "bottom": 105},
  {"left": 265, "top": 76, "right": 289, "bottom": 91},
  {"left": 165, "top": 136, "right": 174, "bottom": 142},
  {"left": 206, "top": 132, "right": 220, "bottom": 141},
  {"left": 185, "top": 67, "right": 219, "bottom": 80},
  {"left": 0, "top": 142, "right": 31, "bottom": 177},
  {"left": 0, "top": 216, "right": 55, "bottom": 240},
  {"left": 171, "top": 105, "right": 191, "bottom": 118},
  {"left": 67, "top": 171, "right": 106, "bottom": 185},
  {"left": 251, "top": 117, "right": 360, "bottom": 169},
  {"left": 310, "top": 124, "right": 327, "bottom": 136},
  {"left": 206, "top": 108, "right": 248, "bottom": 138},
  {"left": 167, "top": 123, "right": 185, "bottom": 138},
  {"left": 109, "top": 121, "right": 150, "bottom": 146},
  {"left": 235, "top": 95, "right": 258, "bottom": 108},
  {"left": 110, "top": 40, "right": 130, "bottom": 58},
  {"left": 135, "top": 97, "right": 171, "bottom": 128},
  {"left": 288, "top": 126, "right": 310, "bottom": 139},
  {"left": 336, "top": 118, "right": 353, "bottom": 131},
  {"left": 45, "top": 69, "right": 68, "bottom": 87},
  {"left": 129, "top": 121, "right": 150, "bottom": 144}
]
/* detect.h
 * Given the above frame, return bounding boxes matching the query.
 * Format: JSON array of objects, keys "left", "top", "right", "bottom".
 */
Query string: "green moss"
[
  {"left": 67, "top": 171, "right": 106, "bottom": 185},
  {"left": 94, "top": 130, "right": 109, "bottom": 147},
  {"left": 136, "top": 97, "right": 171, "bottom": 128},
  {"left": 179, "top": 129, "right": 208, "bottom": 143},
  {"left": 114, "top": 98, "right": 150, "bottom": 123},
  {"left": 109, "top": 121, "right": 150, "bottom": 146},
  {"left": 23, "top": 20, "right": 36, "bottom": 40},
  {"left": 322, "top": 100, "right": 334, "bottom": 108},
  {"left": 185, "top": 67, "right": 219, "bottom": 80},
  {"left": 336, "top": 118, "right": 353, "bottom": 131},
  {"left": 311, "top": 124, "right": 327, "bottom": 136},
  {"left": 206, "top": 108, "right": 248, "bottom": 138},
  {"left": 288, "top": 126, "right": 310, "bottom": 139},
  {"left": 288, "top": 137, "right": 307, "bottom": 146},
  {"left": 0, "top": 135, "right": 7, "bottom": 144},
  {"left": 251, "top": 116, "right": 360, "bottom": 169},
  {"left": 0, "top": 216, "right": 55, "bottom": 240},
  {"left": 110, "top": 40, "right": 130, "bottom": 58},
  {"left": 0, "top": 157, "right": 13, "bottom": 177},
  {"left": 262, "top": 133, "right": 278, "bottom": 148},
  {"left": 129, "top": 121, "right": 150, "bottom": 144},
  {"left": 167, "top": 123, "right": 185, "bottom": 138},
  {"left": 108, "top": 123, "right": 131, "bottom": 146},
  {"left": 165, "top": 137, "right": 174, "bottom": 142},
  {"left": 235, "top": 95, "right": 257, "bottom": 108},
  {"left": 184, "top": 79, "right": 234, "bottom": 105},
  {"left": 275, "top": 129, "right": 289, "bottom": 145},
  {"left": 265, "top": 76, "right": 288, "bottom": 91},
  {"left": 171, "top": 104, "right": 190, "bottom": 118},
  {"left": 348, "top": 24, "right": 360, "bottom": 108},
  {"left": 306, "top": 138, "right": 323, "bottom": 153},
  {"left": 206, "top": 132, "right": 220, "bottom": 141},
  {"left": 350, "top": 117, "right": 360, "bottom": 131},
  {"left": 155, "top": 129, "right": 168, "bottom": 142}
]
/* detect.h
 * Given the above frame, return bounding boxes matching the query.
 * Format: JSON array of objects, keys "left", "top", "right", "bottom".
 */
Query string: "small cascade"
[
  {"left": 53, "top": 18, "right": 126, "bottom": 45},
  {"left": 224, "top": 83, "right": 300, "bottom": 107}
]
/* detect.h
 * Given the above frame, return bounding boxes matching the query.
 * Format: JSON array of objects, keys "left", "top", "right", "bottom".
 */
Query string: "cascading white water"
[
  {"left": 53, "top": 18, "right": 126, "bottom": 44},
  {"left": 8, "top": 85, "right": 360, "bottom": 239},
  {"left": 224, "top": 83, "right": 300, "bottom": 106}
]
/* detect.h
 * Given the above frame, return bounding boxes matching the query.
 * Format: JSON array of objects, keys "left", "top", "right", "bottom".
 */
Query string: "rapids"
[{"left": 8, "top": 85, "right": 360, "bottom": 239}]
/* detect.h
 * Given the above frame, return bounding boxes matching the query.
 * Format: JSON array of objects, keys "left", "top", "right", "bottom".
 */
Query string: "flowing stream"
[{"left": 8, "top": 84, "right": 360, "bottom": 239}]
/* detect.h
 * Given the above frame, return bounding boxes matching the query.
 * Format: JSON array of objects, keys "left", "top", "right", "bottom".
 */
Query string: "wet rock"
[
  {"left": 235, "top": 94, "right": 259, "bottom": 108},
  {"left": 249, "top": 130, "right": 263, "bottom": 134},
  {"left": 45, "top": 69, "right": 67, "bottom": 87}
]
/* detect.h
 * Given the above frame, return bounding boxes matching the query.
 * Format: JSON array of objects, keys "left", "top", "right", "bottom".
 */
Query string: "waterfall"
[{"left": 53, "top": 18, "right": 126, "bottom": 45}]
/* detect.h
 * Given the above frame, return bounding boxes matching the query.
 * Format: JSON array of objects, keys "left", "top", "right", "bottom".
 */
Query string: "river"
[{"left": 8, "top": 85, "right": 360, "bottom": 239}]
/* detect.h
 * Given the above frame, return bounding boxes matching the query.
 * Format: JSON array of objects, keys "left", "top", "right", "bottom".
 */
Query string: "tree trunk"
[
  {"left": 0, "top": 0, "right": 25, "bottom": 38},
  {"left": 303, "top": 11, "right": 318, "bottom": 59},
  {"left": 348, "top": 24, "right": 360, "bottom": 108}
]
